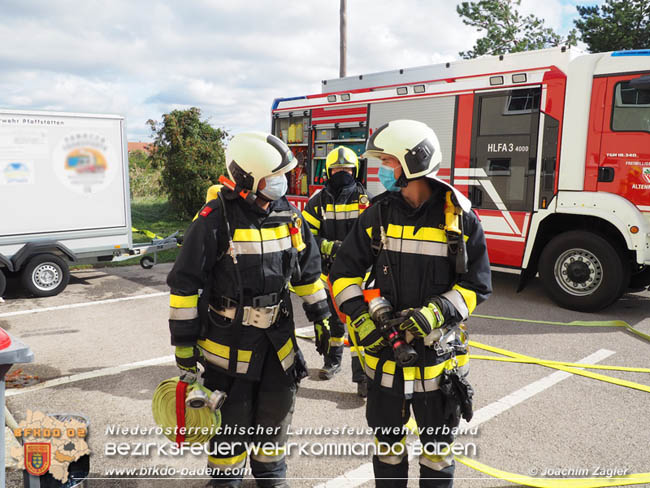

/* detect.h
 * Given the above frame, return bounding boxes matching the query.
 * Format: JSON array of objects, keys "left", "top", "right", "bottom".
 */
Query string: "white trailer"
[{"left": 0, "top": 109, "right": 177, "bottom": 297}]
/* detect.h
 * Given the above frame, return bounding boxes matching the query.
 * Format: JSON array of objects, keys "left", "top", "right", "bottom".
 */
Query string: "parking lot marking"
[
  {"left": 0, "top": 291, "right": 169, "bottom": 318},
  {"left": 5, "top": 355, "right": 174, "bottom": 397},
  {"left": 316, "top": 348, "right": 614, "bottom": 488}
]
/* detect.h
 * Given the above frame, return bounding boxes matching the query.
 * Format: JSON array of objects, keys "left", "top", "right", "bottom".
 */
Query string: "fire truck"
[{"left": 270, "top": 47, "right": 650, "bottom": 312}]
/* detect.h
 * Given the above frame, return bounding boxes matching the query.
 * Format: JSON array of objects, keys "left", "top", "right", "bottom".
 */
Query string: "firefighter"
[
  {"left": 329, "top": 120, "right": 492, "bottom": 487},
  {"left": 167, "top": 132, "right": 330, "bottom": 487},
  {"left": 302, "top": 145, "right": 371, "bottom": 396}
]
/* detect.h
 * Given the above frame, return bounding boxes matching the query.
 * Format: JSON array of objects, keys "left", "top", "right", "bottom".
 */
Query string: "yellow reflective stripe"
[
  {"left": 365, "top": 227, "right": 372, "bottom": 238},
  {"left": 414, "top": 353, "right": 469, "bottom": 380},
  {"left": 332, "top": 276, "right": 363, "bottom": 298},
  {"left": 303, "top": 210, "right": 321, "bottom": 229},
  {"left": 233, "top": 225, "right": 290, "bottom": 242},
  {"left": 197, "top": 339, "right": 229, "bottom": 359},
  {"left": 453, "top": 284, "right": 477, "bottom": 314},
  {"left": 208, "top": 451, "right": 247, "bottom": 466},
  {"left": 365, "top": 354, "right": 379, "bottom": 371},
  {"left": 310, "top": 227, "right": 319, "bottom": 235},
  {"left": 382, "top": 360, "right": 396, "bottom": 375},
  {"left": 403, "top": 366, "right": 416, "bottom": 381},
  {"left": 293, "top": 280, "right": 325, "bottom": 297},
  {"left": 170, "top": 294, "right": 198, "bottom": 308},
  {"left": 325, "top": 203, "right": 360, "bottom": 212},
  {"left": 278, "top": 338, "right": 293, "bottom": 361},
  {"left": 238, "top": 350, "right": 252, "bottom": 362},
  {"left": 386, "top": 225, "right": 469, "bottom": 243}
]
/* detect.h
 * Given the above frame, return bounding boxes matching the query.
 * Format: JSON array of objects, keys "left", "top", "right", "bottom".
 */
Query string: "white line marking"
[
  {"left": 316, "top": 348, "right": 615, "bottom": 488},
  {"left": 0, "top": 292, "right": 169, "bottom": 318},
  {"left": 6, "top": 355, "right": 175, "bottom": 397}
]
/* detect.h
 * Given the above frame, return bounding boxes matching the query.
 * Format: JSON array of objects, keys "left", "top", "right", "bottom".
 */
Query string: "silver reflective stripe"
[
  {"left": 281, "top": 349, "right": 296, "bottom": 371},
  {"left": 385, "top": 237, "right": 447, "bottom": 257},
  {"left": 200, "top": 348, "right": 229, "bottom": 370},
  {"left": 233, "top": 241, "right": 262, "bottom": 255},
  {"left": 441, "top": 290, "right": 469, "bottom": 320},
  {"left": 334, "top": 283, "right": 363, "bottom": 307},
  {"left": 250, "top": 452, "right": 285, "bottom": 463},
  {"left": 301, "top": 287, "right": 327, "bottom": 305},
  {"left": 169, "top": 307, "right": 198, "bottom": 320},
  {"left": 404, "top": 380, "right": 414, "bottom": 397},
  {"left": 272, "top": 211, "right": 294, "bottom": 218},
  {"left": 419, "top": 451, "right": 454, "bottom": 470},
  {"left": 236, "top": 361, "right": 249, "bottom": 375},
  {"left": 262, "top": 236, "right": 292, "bottom": 253},
  {"left": 364, "top": 364, "right": 376, "bottom": 380},
  {"left": 380, "top": 372, "right": 394, "bottom": 388},
  {"left": 414, "top": 376, "right": 442, "bottom": 393},
  {"left": 323, "top": 211, "right": 360, "bottom": 220},
  {"left": 377, "top": 453, "right": 406, "bottom": 465}
]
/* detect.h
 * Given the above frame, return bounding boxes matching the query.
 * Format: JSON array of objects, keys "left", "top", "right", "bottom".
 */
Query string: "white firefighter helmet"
[
  {"left": 225, "top": 132, "right": 296, "bottom": 192},
  {"left": 363, "top": 119, "right": 471, "bottom": 211},
  {"left": 325, "top": 146, "right": 360, "bottom": 178}
]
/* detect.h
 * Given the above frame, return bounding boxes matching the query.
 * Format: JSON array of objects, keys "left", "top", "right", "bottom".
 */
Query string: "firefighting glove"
[
  {"left": 398, "top": 301, "right": 444, "bottom": 339},
  {"left": 351, "top": 313, "right": 386, "bottom": 352},
  {"left": 175, "top": 345, "right": 201, "bottom": 377},
  {"left": 320, "top": 239, "right": 342, "bottom": 259},
  {"left": 314, "top": 318, "right": 331, "bottom": 356}
]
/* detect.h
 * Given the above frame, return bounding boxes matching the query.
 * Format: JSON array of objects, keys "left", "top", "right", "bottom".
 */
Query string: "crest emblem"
[
  {"left": 643, "top": 168, "right": 650, "bottom": 184},
  {"left": 25, "top": 443, "right": 51, "bottom": 476}
]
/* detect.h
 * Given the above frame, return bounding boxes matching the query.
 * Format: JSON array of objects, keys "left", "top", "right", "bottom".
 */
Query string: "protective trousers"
[
  {"left": 366, "top": 383, "right": 457, "bottom": 488},
  {"left": 324, "top": 291, "right": 364, "bottom": 383},
  {"left": 203, "top": 346, "right": 296, "bottom": 487}
]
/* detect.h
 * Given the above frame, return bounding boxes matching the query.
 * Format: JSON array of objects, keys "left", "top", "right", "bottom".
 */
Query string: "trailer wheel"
[
  {"left": 140, "top": 256, "right": 155, "bottom": 269},
  {"left": 539, "top": 231, "right": 629, "bottom": 312},
  {"left": 21, "top": 254, "right": 70, "bottom": 297},
  {"left": 0, "top": 269, "right": 6, "bottom": 297}
]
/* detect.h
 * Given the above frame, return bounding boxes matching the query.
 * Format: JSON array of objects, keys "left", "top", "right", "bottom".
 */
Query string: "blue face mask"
[
  {"left": 378, "top": 166, "right": 400, "bottom": 192},
  {"left": 258, "top": 174, "right": 288, "bottom": 201}
]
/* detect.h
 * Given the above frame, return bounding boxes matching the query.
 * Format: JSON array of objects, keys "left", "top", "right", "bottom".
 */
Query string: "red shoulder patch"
[{"left": 200, "top": 206, "right": 213, "bottom": 217}]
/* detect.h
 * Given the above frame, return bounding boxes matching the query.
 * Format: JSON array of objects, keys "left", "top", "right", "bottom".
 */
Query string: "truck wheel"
[
  {"left": 538, "top": 231, "right": 629, "bottom": 312},
  {"left": 0, "top": 269, "right": 6, "bottom": 297},
  {"left": 140, "top": 256, "right": 155, "bottom": 269},
  {"left": 21, "top": 254, "right": 70, "bottom": 297}
]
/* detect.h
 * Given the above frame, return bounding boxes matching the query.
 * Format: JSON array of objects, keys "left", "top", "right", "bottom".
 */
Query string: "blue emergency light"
[{"left": 611, "top": 50, "right": 650, "bottom": 57}]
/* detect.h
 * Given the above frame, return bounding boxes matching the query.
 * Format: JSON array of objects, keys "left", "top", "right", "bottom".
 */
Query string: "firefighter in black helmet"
[
  {"left": 167, "top": 132, "right": 330, "bottom": 487},
  {"left": 329, "top": 120, "right": 492, "bottom": 488},
  {"left": 302, "top": 145, "right": 371, "bottom": 396}
]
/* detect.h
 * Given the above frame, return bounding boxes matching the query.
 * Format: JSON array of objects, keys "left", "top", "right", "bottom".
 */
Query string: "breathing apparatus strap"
[{"left": 444, "top": 191, "right": 468, "bottom": 274}]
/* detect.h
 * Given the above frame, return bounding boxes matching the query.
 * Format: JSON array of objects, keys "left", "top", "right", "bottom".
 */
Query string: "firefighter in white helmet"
[
  {"left": 167, "top": 132, "right": 330, "bottom": 487},
  {"left": 302, "top": 146, "right": 371, "bottom": 396},
  {"left": 330, "top": 120, "right": 492, "bottom": 487}
]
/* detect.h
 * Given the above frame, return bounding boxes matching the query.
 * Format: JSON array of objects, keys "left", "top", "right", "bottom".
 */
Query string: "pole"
[{"left": 340, "top": 0, "right": 347, "bottom": 78}]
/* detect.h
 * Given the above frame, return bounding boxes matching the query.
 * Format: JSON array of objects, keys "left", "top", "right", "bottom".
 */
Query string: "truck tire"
[
  {"left": 0, "top": 269, "right": 6, "bottom": 297},
  {"left": 538, "top": 231, "right": 630, "bottom": 312},
  {"left": 21, "top": 254, "right": 70, "bottom": 297}
]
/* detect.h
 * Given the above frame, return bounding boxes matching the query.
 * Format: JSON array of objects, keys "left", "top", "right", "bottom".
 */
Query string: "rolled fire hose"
[{"left": 152, "top": 377, "right": 224, "bottom": 444}]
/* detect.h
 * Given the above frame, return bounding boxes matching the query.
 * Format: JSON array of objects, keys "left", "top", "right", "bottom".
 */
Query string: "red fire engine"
[{"left": 271, "top": 47, "right": 650, "bottom": 312}]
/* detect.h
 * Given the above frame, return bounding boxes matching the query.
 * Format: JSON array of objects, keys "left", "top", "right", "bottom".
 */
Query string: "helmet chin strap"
[{"left": 396, "top": 172, "right": 409, "bottom": 188}]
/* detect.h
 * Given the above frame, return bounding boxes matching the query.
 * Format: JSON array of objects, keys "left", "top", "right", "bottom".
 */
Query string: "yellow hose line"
[
  {"left": 469, "top": 341, "right": 650, "bottom": 394},
  {"left": 472, "top": 314, "right": 650, "bottom": 343},
  {"left": 151, "top": 377, "right": 220, "bottom": 444},
  {"left": 455, "top": 455, "right": 650, "bottom": 488},
  {"left": 470, "top": 354, "right": 650, "bottom": 373}
]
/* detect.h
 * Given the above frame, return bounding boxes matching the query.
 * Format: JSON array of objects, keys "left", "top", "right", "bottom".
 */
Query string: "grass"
[{"left": 74, "top": 197, "right": 191, "bottom": 269}]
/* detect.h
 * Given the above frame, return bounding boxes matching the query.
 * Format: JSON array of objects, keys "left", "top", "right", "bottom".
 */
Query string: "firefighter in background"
[
  {"left": 302, "top": 146, "right": 371, "bottom": 396},
  {"left": 167, "top": 132, "right": 330, "bottom": 488},
  {"left": 329, "top": 120, "right": 491, "bottom": 487}
]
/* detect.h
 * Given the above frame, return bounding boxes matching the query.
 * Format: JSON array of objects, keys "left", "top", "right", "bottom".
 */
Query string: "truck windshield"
[{"left": 612, "top": 80, "right": 650, "bottom": 132}]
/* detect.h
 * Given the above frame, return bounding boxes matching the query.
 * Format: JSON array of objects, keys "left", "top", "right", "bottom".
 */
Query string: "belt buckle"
[{"left": 248, "top": 306, "right": 273, "bottom": 328}]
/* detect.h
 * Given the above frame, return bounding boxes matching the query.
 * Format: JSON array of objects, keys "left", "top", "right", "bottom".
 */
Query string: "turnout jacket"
[
  {"left": 302, "top": 181, "right": 371, "bottom": 252},
  {"left": 167, "top": 188, "right": 329, "bottom": 381},
  {"left": 329, "top": 183, "right": 492, "bottom": 397}
]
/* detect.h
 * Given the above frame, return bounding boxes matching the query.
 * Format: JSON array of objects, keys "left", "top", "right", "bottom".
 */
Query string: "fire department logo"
[
  {"left": 643, "top": 168, "right": 650, "bottom": 184},
  {"left": 24, "top": 443, "right": 51, "bottom": 476}
]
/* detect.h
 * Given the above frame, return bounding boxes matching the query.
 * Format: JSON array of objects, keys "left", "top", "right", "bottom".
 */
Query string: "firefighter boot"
[
  {"left": 250, "top": 457, "right": 290, "bottom": 488},
  {"left": 319, "top": 345, "right": 343, "bottom": 380}
]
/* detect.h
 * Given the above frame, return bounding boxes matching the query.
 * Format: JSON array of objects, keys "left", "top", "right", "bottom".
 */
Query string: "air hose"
[{"left": 152, "top": 377, "right": 222, "bottom": 444}]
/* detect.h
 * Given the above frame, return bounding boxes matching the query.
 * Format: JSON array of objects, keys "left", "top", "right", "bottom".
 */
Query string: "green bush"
[
  {"left": 147, "top": 108, "right": 227, "bottom": 218},
  {"left": 129, "top": 150, "right": 163, "bottom": 198}
]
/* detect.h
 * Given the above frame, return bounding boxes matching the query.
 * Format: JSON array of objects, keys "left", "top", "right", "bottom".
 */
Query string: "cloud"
[{"left": 0, "top": 0, "right": 584, "bottom": 140}]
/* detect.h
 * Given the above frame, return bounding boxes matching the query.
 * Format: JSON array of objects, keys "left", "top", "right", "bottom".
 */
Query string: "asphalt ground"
[{"left": 1, "top": 265, "right": 649, "bottom": 488}]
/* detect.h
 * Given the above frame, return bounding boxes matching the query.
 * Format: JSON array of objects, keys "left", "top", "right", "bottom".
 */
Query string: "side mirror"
[{"left": 629, "top": 75, "right": 650, "bottom": 91}]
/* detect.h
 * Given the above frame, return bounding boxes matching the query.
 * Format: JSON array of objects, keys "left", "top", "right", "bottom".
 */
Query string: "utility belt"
[{"left": 209, "top": 292, "right": 284, "bottom": 329}]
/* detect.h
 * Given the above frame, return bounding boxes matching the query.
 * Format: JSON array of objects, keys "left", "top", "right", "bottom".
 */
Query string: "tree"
[
  {"left": 147, "top": 108, "right": 227, "bottom": 218},
  {"left": 574, "top": 0, "right": 650, "bottom": 53},
  {"left": 457, "top": 0, "right": 577, "bottom": 59}
]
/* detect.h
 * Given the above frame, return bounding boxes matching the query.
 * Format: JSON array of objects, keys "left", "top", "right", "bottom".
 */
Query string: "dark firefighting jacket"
[
  {"left": 329, "top": 182, "right": 492, "bottom": 397},
  {"left": 302, "top": 181, "right": 370, "bottom": 276},
  {"left": 167, "top": 188, "right": 329, "bottom": 381}
]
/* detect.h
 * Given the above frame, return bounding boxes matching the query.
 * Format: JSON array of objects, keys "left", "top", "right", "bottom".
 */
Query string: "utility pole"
[{"left": 340, "top": 0, "right": 347, "bottom": 78}]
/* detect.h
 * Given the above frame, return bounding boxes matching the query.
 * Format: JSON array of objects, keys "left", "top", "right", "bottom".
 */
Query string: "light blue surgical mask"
[
  {"left": 378, "top": 166, "right": 400, "bottom": 192},
  {"left": 258, "top": 174, "right": 288, "bottom": 200}
]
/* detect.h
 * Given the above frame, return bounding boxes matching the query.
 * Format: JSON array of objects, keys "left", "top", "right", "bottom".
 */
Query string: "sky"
[{"left": 0, "top": 0, "right": 600, "bottom": 141}]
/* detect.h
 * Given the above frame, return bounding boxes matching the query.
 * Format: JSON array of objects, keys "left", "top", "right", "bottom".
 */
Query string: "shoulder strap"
[{"left": 444, "top": 191, "right": 468, "bottom": 274}]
